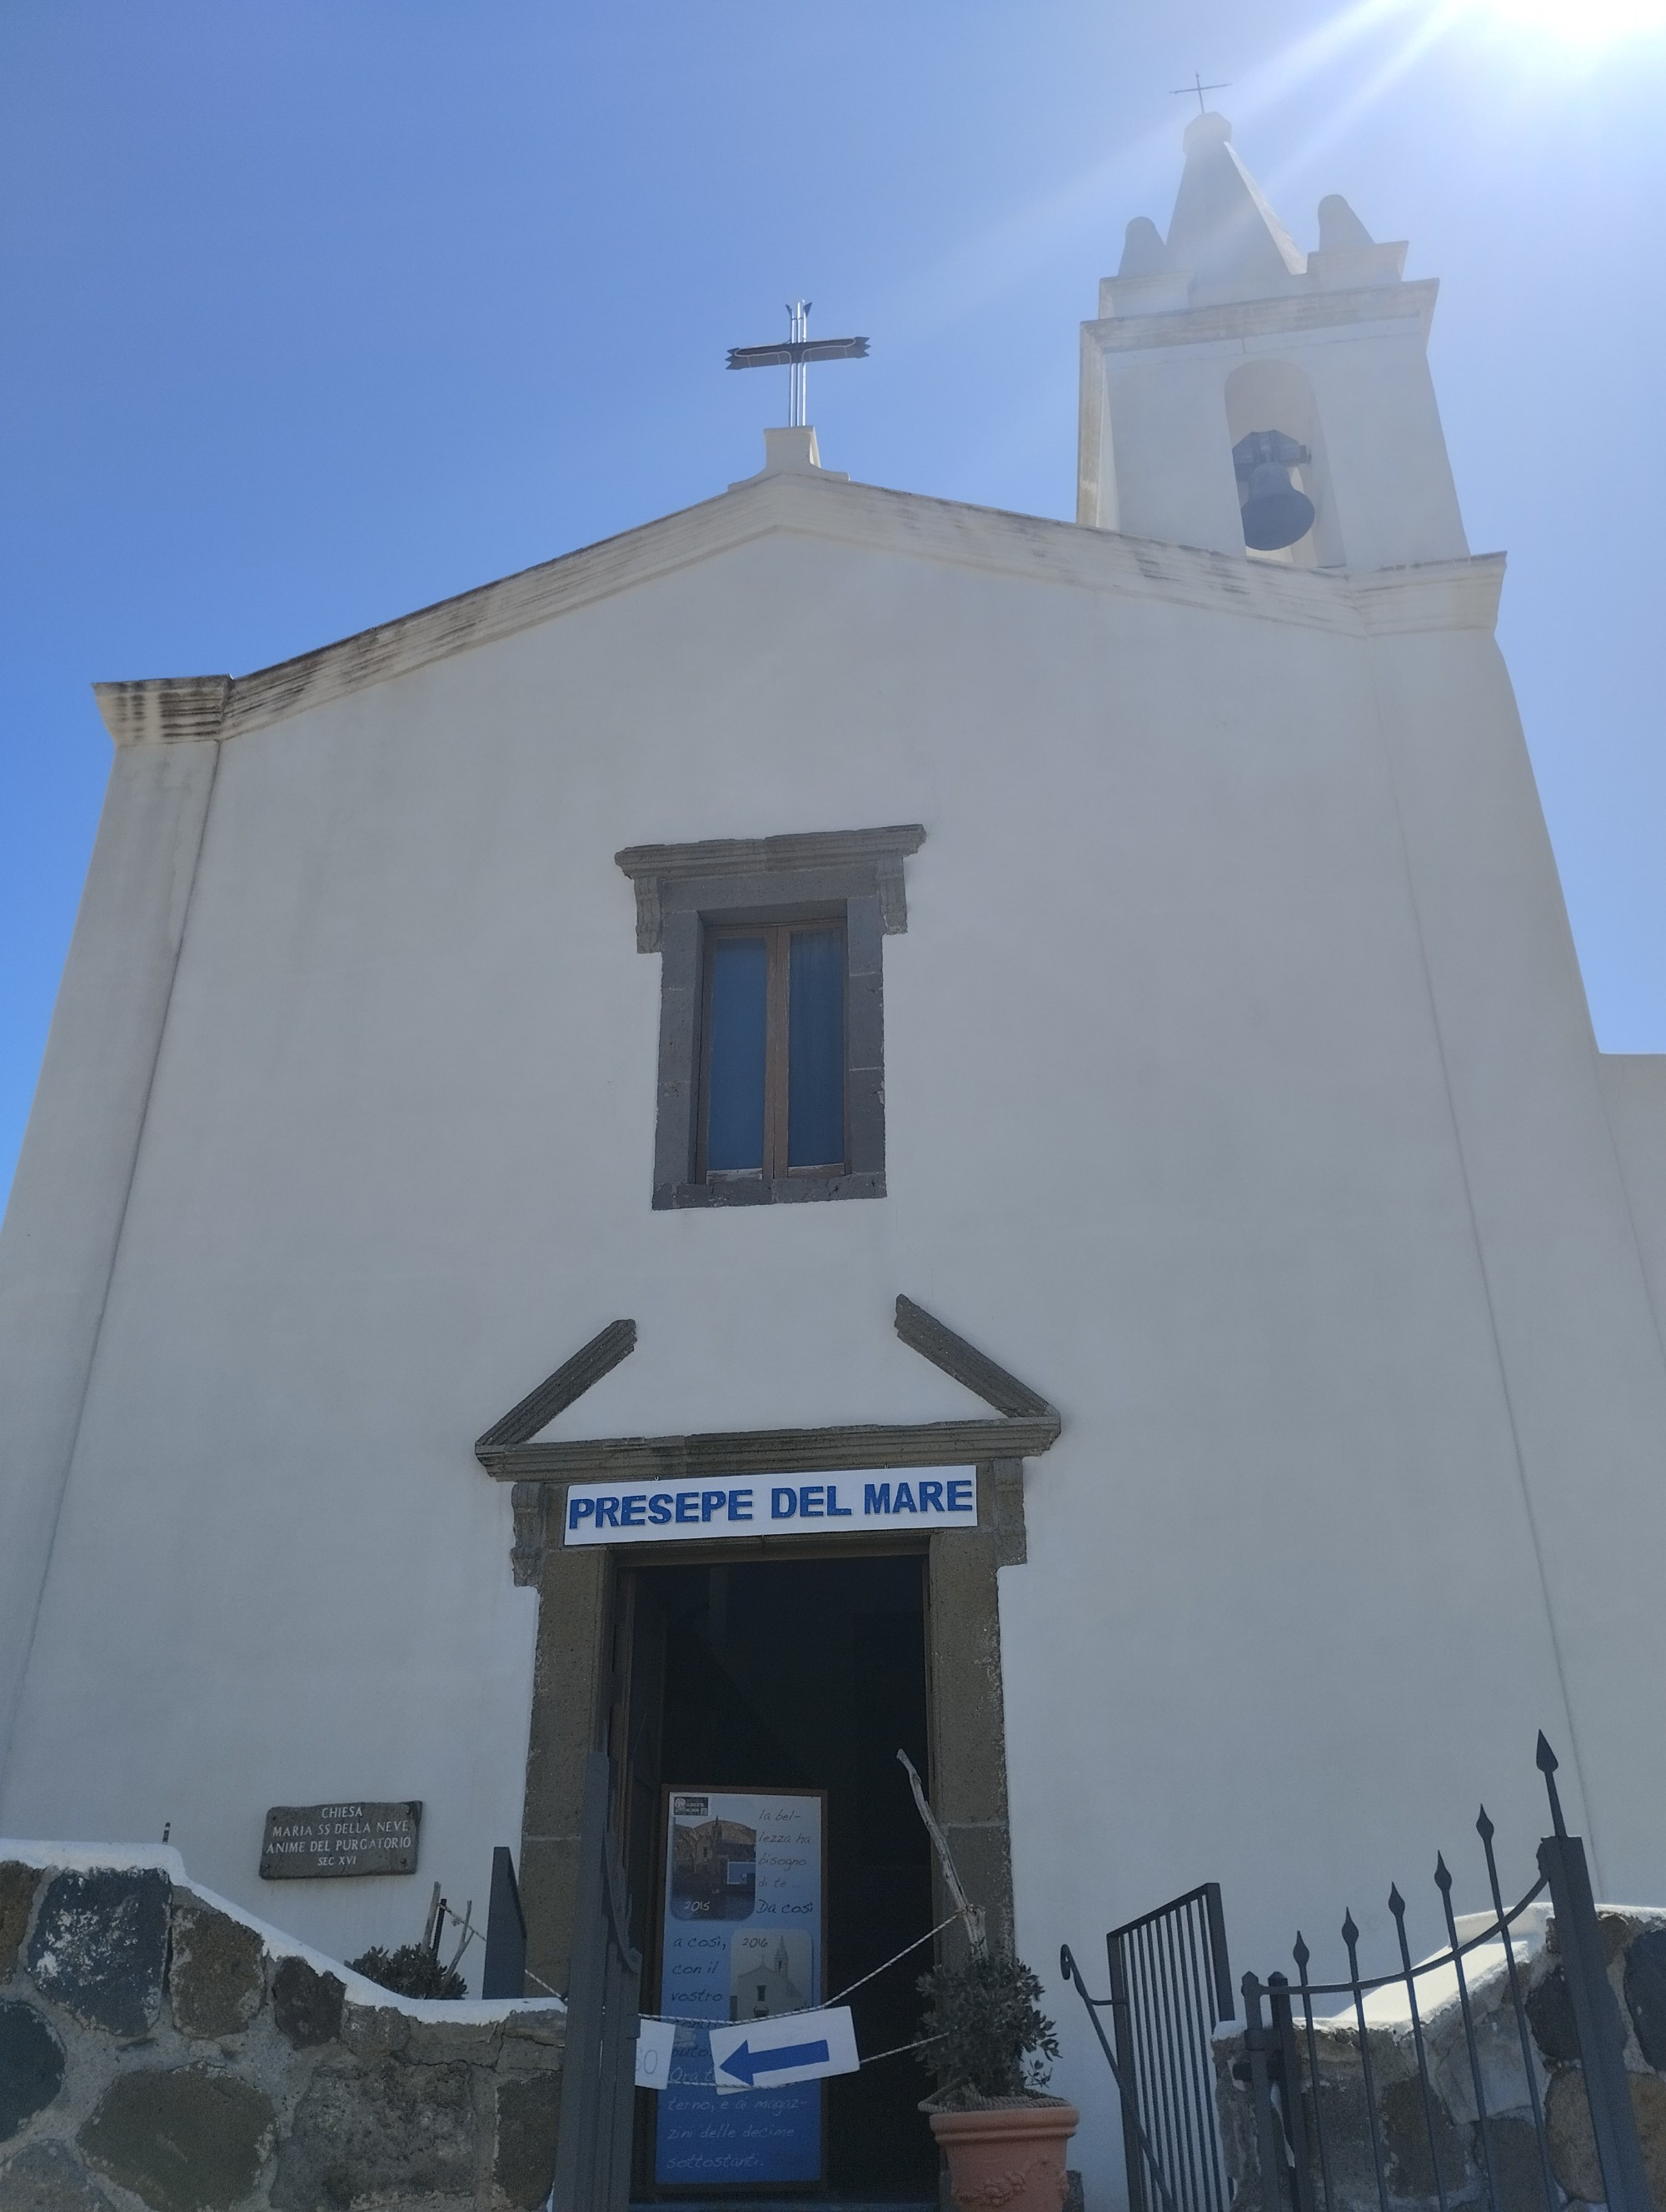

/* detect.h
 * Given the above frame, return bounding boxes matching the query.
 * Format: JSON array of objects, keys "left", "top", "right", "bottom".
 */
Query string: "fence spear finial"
[{"left": 1536, "top": 1732, "right": 1568, "bottom": 1837}]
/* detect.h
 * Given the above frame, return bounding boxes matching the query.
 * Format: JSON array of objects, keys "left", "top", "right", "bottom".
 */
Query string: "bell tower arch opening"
[
  {"left": 1076, "top": 111, "right": 1469, "bottom": 571},
  {"left": 1225, "top": 357, "right": 1343, "bottom": 568}
]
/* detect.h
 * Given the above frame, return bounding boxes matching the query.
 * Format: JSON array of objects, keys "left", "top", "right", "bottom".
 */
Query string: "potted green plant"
[
  {"left": 917, "top": 1949, "right": 1078, "bottom": 2212},
  {"left": 346, "top": 1942, "right": 466, "bottom": 2000}
]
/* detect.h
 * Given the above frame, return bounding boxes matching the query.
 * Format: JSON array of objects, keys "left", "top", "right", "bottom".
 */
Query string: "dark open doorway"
[{"left": 616, "top": 1552, "right": 939, "bottom": 2204}]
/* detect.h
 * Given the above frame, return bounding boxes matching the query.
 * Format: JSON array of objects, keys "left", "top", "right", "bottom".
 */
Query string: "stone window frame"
[{"left": 615, "top": 825, "right": 925, "bottom": 1212}]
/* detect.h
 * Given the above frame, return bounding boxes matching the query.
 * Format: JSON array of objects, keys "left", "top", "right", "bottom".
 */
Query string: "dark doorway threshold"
[
  {"left": 631, "top": 2200, "right": 938, "bottom": 2211},
  {"left": 621, "top": 1555, "right": 940, "bottom": 2203}
]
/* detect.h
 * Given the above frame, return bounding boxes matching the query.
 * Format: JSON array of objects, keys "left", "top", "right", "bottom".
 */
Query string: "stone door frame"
[
  {"left": 472, "top": 1298, "right": 1060, "bottom": 1994},
  {"left": 516, "top": 1464, "right": 1030, "bottom": 1994}
]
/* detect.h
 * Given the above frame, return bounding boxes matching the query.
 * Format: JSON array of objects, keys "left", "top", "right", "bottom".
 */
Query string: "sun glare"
[{"left": 1464, "top": 0, "right": 1666, "bottom": 41}]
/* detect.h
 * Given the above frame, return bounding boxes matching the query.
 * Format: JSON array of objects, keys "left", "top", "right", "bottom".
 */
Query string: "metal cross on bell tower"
[
  {"left": 726, "top": 301, "right": 869, "bottom": 427},
  {"left": 1170, "top": 71, "right": 1230, "bottom": 115}
]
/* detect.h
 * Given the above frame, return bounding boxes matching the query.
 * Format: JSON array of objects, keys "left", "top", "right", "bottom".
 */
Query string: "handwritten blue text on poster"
[{"left": 655, "top": 1788, "right": 824, "bottom": 2186}]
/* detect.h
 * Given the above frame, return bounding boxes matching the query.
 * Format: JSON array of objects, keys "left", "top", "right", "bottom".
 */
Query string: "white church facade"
[{"left": 5, "top": 111, "right": 1666, "bottom": 2205}]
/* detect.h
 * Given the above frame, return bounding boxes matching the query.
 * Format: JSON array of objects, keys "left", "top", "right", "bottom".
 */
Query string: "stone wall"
[
  {"left": 0, "top": 1846, "right": 565, "bottom": 2211},
  {"left": 1214, "top": 1906, "right": 1666, "bottom": 2212}
]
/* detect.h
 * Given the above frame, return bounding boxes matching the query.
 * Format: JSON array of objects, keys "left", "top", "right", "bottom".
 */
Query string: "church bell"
[{"left": 1233, "top": 429, "right": 1316, "bottom": 551}]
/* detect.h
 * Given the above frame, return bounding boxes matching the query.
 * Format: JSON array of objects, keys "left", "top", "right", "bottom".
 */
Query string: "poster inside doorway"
[{"left": 654, "top": 1786, "right": 826, "bottom": 2187}]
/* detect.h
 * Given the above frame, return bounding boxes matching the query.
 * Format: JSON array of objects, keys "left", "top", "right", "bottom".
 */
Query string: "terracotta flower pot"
[{"left": 926, "top": 2098, "right": 1080, "bottom": 2212}]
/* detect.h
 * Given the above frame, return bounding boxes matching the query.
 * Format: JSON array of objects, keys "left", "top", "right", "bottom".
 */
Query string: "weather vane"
[
  {"left": 1170, "top": 72, "right": 1230, "bottom": 116},
  {"left": 726, "top": 301, "right": 869, "bottom": 428}
]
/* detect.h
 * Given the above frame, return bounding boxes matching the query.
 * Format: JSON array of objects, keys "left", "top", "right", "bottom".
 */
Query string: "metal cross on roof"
[
  {"left": 1170, "top": 72, "right": 1230, "bottom": 115},
  {"left": 726, "top": 301, "right": 870, "bottom": 429}
]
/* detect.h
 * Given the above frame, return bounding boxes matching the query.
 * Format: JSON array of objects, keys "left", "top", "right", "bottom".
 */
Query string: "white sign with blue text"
[{"left": 562, "top": 1469, "right": 976, "bottom": 1547}]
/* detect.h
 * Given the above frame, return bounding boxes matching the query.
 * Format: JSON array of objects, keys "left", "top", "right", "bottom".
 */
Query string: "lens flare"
[{"left": 1463, "top": 0, "right": 1666, "bottom": 39}]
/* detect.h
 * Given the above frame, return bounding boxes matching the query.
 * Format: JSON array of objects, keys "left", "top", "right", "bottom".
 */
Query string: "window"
[
  {"left": 615, "top": 824, "right": 925, "bottom": 1210},
  {"left": 701, "top": 922, "right": 846, "bottom": 1182}
]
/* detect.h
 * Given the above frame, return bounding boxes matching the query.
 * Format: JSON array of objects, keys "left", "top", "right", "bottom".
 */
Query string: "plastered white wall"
[
  {"left": 1598, "top": 1058, "right": 1666, "bottom": 1346},
  {"left": 0, "top": 739, "right": 217, "bottom": 1780},
  {"left": 1100, "top": 349, "right": 1245, "bottom": 548},
  {"left": 1302, "top": 326, "right": 1467, "bottom": 569},
  {"left": 2, "top": 491, "right": 1664, "bottom": 2210}
]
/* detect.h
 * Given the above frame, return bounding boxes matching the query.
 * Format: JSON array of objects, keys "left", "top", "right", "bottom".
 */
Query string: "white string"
[
  {"left": 855, "top": 2030, "right": 946, "bottom": 2067},
  {"left": 825, "top": 1911, "right": 962, "bottom": 2010}
]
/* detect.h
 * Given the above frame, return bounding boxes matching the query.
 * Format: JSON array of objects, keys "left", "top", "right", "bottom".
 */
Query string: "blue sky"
[{"left": 3, "top": 0, "right": 1664, "bottom": 1205}]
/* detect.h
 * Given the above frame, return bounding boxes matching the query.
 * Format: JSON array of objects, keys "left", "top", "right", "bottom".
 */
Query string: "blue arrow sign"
[
  {"left": 719, "top": 2035, "right": 831, "bottom": 2086},
  {"left": 708, "top": 2004, "right": 860, "bottom": 2094}
]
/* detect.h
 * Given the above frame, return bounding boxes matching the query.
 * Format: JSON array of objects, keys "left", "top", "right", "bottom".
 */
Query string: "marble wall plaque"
[{"left": 258, "top": 1801, "right": 421, "bottom": 1880}]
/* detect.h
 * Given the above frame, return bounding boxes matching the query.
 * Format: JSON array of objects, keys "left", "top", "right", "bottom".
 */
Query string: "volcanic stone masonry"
[{"left": 0, "top": 1850, "right": 565, "bottom": 2211}]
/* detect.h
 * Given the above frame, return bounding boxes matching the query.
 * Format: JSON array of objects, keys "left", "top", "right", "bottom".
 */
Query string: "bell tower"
[{"left": 1077, "top": 112, "right": 1468, "bottom": 572}]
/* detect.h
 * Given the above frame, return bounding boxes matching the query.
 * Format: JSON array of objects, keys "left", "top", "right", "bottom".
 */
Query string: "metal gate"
[
  {"left": 551, "top": 1750, "right": 641, "bottom": 2212},
  {"left": 1063, "top": 1883, "right": 1235, "bottom": 2212}
]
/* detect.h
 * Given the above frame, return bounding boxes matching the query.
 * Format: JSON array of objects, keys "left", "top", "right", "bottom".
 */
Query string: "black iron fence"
[
  {"left": 551, "top": 1751, "right": 641, "bottom": 2212},
  {"left": 1238, "top": 1736, "right": 1652, "bottom": 2212},
  {"left": 1063, "top": 1882, "right": 1235, "bottom": 2212},
  {"left": 1065, "top": 1740, "right": 1656, "bottom": 2212}
]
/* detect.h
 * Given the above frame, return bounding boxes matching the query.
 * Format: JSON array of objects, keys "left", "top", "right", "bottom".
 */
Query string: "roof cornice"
[
  {"left": 1350, "top": 552, "right": 1504, "bottom": 634},
  {"left": 93, "top": 675, "right": 232, "bottom": 747},
  {"left": 1085, "top": 276, "right": 1438, "bottom": 355},
  {"left": 91, "top": 473, "right": 1504, "bottom": 747}
]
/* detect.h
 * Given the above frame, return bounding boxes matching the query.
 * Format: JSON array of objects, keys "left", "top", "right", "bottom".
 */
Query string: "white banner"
[{"left": 561, "top": 1470, "right": 975, "bottom": 1547}]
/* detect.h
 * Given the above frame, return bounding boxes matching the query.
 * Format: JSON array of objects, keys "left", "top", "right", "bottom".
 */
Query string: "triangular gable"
[
  {"left": 91, "top": 461, "right": 1438, "bottom": 758},
  {"left": 472, "top": 1296, "right": 1060, "bottom": 1483}
]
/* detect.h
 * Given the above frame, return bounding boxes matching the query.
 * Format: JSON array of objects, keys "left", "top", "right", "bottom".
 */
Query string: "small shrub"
[
  {"left": 347, "top": 1942, "right": 466, "bottom": 2000},
  {"left": 917, "top": 1948, "right": 1060, "bottom": 2104}
]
